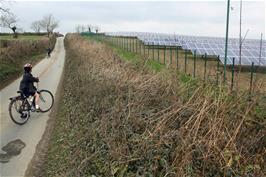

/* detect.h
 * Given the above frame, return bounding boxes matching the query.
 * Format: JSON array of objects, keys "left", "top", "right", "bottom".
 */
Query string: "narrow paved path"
[{"left": 0, "top": 37, "right": 65, "bottom": 177}]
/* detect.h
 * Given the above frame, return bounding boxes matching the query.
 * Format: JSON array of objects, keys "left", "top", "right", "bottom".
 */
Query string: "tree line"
[
  {"left": 75, "top": 24, "right": 100, "bottom": 34},
  {"left": 0, "top": 0, "right": 59, "bottom": 38}
]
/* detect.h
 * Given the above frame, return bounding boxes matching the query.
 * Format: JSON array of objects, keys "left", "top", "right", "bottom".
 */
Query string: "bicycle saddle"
[{"left": 17, "top": 91, "right": 27, "bottom": 99}]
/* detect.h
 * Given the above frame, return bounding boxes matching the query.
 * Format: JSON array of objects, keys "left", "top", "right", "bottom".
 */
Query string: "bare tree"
[
  {"left": 30, "top": 20, "right": 41, "bottom": 33},
  {"left": 87, "top": 24, "right": 93, "bottom": 33},
  {"left": 0, "top": 13, "right": 18, "bottom": 38},
  {"left": 0, "top": 0, "right": 11, "bottom": 14},
  {"left": 95, "top": 26, "right": 100, "bottom": 33},
  {"left": 75, "top": 25, "right": 81, "bottom": 33},
  {"left": 75, "top": 25, "right": 87, "bottom": 33},
  {"left": 80, "top": 25, "right": 85, "bottom": 33},
  {"left": 39, "top": 14, "right": 59, "bottom": 37}
]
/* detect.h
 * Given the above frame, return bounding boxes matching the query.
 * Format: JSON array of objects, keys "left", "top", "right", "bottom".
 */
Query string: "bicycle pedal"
[{"left": 21, "top": 113, "right": 28, "bottom": 119}]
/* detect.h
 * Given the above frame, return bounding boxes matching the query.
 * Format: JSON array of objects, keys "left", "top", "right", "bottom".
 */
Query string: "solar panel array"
[{"left": 105, "top": 32, "right": 266, "bottom": 67}]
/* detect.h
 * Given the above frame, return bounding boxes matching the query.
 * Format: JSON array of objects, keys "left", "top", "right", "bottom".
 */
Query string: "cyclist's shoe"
[
  {"left": 35, "top": 105, "right": 41, "bottom": 112},
  {"left": 31, "top": 106, "right": 36, "bottom": 112},
  {"left": 21, "top": 113, "right": 28, "bottom": 119}
]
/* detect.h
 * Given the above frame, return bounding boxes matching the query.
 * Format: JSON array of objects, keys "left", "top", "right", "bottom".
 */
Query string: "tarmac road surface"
[{"left": 0, "top": 37, "right": 65, "bottom": 177}]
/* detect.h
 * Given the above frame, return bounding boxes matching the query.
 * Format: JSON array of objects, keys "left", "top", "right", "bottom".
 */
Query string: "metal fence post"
[
  {"left": 130, "top": 38, "right": 132, "bottom": 52},
  {"left": 124, "top": 37, "right": 126, "bottom": 50},
  {"left": 127, "top": 37, "right": 129, "bottom": 51},
  {"left": 136, "top": 38, "right": 138, "bottom": 53},
  {"left": 123, "top": 37, "right": 125, "bottom": 50},
  {"left": 152, "top": 44, "right": 155, "bottom": 60},
  {"left": 185, "top": 50, "right": 188, "bottom": 74},
  {"left": 216, "top": 55, "right": 220, "bottom": 85},
  {"left": 231, "top": 57, "right": 235, "bottom": 91},
  {"left": 157, "top": 45, "right": 160, "bottom": 63},
  {"left": 147, "top": 43, "right": 150, "bottom": 59},
  {"left": 134, "top": 39, "right": 136, "bottom": 53},
  {"left": 170, "top": 47, "right": 173, "bottom": 65},
  {"left": 131, "top": 38, "right": 133, "bottom": 52},
  {"left": 176, "top": 46, "right": 179, "bottom": 69},
  {"left": 139, "top": 41, "right": 141, "bottom": 54},
  {"left": 122, "top": 37, "right": 124, "bottom": 50},
  {"left": 163, "top": 46, "right": 166, "bottom": 65},
  {"left": 143, "top": 43, "right": 146, "bottom": 59},
  {"left": 204, "top": 53, "right": 207, "bottom": 81},
  {"left": 193, "top": 50, "right": 196, "bottom": 77},
  {"left": 249, "top": 62, "right": 254, "bottom": 96},
  {"left": 139, "top": 41, "right": 142, "bottom": 55}
]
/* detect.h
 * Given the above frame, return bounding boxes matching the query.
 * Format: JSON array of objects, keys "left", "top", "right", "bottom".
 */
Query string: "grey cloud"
[{"left": 7, "top": 1, "right": 265, "bottom": 39}]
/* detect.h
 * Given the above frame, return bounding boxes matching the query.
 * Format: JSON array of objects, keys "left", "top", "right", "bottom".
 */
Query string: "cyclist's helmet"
[{"left": 24, "top": 63, "right": 32, "bottom": 72}]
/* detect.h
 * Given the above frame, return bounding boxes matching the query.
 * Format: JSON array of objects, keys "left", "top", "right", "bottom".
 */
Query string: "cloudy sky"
[{"left": 2, "top": 0, "right": 266, "bottom": 39}]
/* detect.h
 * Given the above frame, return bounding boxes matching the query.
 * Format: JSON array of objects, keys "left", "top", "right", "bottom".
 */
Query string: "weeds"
[{"left": 42, "top": 34, "right": 265, "bottom": 177}]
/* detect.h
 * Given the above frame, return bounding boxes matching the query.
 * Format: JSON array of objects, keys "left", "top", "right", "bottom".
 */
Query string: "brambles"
[{"left": 42, "top": 34, "right": 265, "bottom": 177}]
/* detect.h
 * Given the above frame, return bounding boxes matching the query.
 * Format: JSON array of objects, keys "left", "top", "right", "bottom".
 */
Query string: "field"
[
  {"left": 39, "top": 34, "right": 265, "bottom": 177},
  {"left": 0, "top": 34, "right": 46, "bottom": 41},
  {"left": 103, "top": 36, "right": 266, "bottom": 93},
  {"left": 0, "top": 34, "right": 56, "bottom": 89}
]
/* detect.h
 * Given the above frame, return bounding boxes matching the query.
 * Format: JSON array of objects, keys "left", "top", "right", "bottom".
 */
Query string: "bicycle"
[{"left": 8, "top": 83, "right": 54, "bottom": 125}]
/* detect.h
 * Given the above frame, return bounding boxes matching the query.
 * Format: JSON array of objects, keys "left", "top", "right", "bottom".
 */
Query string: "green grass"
[
  {"left": 0, "top": 35, "right": 56, "bottom": 89},
  {"left": 0, "top": 53, "right": 45, "bottom": 89},
  {"left": 0, "top": 35, "right": 46, "bottom": 40},
  {"left": 0, "top": 64, "right": 18, "bottom": 80},
  {"left": 145, "top": 59, "right": 164, "bottom": 72},
  {"left": 84, "top": 36, "right": 165, "bottom": 72}
]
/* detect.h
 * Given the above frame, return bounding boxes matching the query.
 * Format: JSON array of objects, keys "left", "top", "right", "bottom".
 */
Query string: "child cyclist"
[{"left": 19, "top": 63, "right": 40, "bottom": 111}]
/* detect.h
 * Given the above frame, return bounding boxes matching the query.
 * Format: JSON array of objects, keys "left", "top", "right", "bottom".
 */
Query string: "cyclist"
[
  {"left": 19, "top": 63, "right": 40, "bottom": 111},
  {"left": 47, "top": 47, "right": 52, "bottom": 58}
]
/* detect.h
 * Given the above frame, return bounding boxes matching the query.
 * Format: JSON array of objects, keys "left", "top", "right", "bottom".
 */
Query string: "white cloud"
[{"left": 2, "top": 1, "right": 265, "bottom": 39}]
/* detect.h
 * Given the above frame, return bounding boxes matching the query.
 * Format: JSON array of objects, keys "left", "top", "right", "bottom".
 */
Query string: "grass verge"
[
  {"left": 0, "top": 36, "right": 56, "bottom": 89},
  {"left": 0, "top": 53, "right": 46, "bottom": 89},
  {"left": 41, "top": 34, "right": 265, "bottom": 177},
  {"left": 84, "top": 36, "right": 165, "bottom": 73}
]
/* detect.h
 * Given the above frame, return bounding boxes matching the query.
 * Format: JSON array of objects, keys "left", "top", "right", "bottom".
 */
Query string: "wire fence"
[{"left": 94, "top": 35, "right": 266, "bottom": 95}]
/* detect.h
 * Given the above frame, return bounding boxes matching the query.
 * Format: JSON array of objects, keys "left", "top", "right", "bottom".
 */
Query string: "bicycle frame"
[{"left": 9, "top": 81, "right": 54, "bottom": 124}]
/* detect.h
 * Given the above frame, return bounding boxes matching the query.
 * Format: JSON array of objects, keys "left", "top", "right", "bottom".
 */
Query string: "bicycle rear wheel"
[
  {"left": 39, "top": 90, "right": 54, "bottom": 112},
  {"left": 9, "top": 98, "right": 30, "bottom": 125}
]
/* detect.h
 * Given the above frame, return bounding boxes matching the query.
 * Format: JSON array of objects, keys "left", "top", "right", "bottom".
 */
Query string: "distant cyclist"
[
  {"left": 47, "top": 47, "right": 52, "bottom": 58},
  {"left": 19, "top": 63, "right": 40, "bottom": 111}
]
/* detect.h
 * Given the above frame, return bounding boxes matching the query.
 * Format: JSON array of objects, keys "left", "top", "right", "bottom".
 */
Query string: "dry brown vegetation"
[
  {"left": 0, "top": 35, "right": 56, "bottom": 88},
  {"left": 42, "top": 34, "right": 265, "bottom": 177},
  {"left": 111, "top": 37, "right": 266, "bottom": 93}
]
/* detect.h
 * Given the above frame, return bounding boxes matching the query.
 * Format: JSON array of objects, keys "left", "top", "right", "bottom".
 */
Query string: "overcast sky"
[{"left": 2, "top": 0, "right": 266, "bottom": 39}]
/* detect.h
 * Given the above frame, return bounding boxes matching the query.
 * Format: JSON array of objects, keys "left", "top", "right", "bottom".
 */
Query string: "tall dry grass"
[
  {"left": 0, "top": 36, "right": 55, "bottom": 63},
  {"left": 0, "top": 36, "right": 56, "bottom": 87},
  {"left": 42, "top": 34, "right": 265, "bottom": 177}
]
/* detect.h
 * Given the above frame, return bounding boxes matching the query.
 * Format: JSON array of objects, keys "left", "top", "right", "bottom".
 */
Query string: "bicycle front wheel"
[{"left": 38, "top": 90, "right": 54, "bottom": 113}]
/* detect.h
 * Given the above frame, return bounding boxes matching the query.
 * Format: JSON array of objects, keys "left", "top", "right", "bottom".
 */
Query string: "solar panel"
[{"left": 105, "top": 32, "right": 266, "bottom": 66}]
